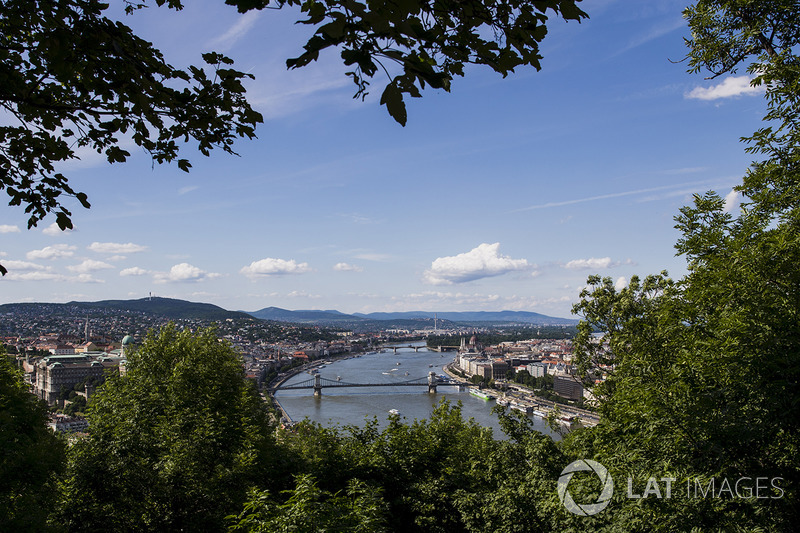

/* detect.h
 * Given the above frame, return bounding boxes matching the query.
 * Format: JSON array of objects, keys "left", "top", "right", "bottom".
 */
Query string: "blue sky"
[{"left": 0, "top": 0, "right": 765, "bottom": 318}]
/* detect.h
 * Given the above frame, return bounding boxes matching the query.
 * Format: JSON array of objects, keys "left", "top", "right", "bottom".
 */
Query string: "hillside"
[
  {"left": 73, "top": 297, "right": 253, "bottom": 320},
  {"left": 353, "top": 310, "right": 578, "bottom": 326},
  {"left": 0, "top": 297, "right": 251, "bottom": 322},
  {"left": 246, "top": 307, "right": 577, "bottom": 328},
  {"left": 247, "top": 307, "right": 355, "bottom": 323},
  {"left": 1, "top": 298, "right": 577, "bottom": 329}
]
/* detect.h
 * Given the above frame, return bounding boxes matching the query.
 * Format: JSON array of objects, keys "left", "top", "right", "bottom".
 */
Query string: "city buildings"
[{"left": 33, "top": 353, "right": 121, "bottom": 404}]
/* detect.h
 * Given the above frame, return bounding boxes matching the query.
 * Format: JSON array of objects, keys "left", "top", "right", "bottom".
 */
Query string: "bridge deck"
[{"left": 273, "top": 376, "right": 460, "bottom": 391}]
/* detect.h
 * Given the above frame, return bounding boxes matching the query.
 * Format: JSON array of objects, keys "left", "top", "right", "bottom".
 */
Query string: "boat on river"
[
  {"left": 510, "top": 402, "right": 533, "bottom": 414},
  {"left": 470, "top": 389, "right": 493, "bottom": 401}
]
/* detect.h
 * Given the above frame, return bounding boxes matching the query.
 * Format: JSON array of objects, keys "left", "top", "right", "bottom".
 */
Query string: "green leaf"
[{"left": 380, "top": 83, "right": 407, "bottom": 126}]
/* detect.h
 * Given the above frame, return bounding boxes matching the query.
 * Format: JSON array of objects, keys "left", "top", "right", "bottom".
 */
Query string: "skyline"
[{"left": 0, "top": 0, "right": 764, "bottom": 317}]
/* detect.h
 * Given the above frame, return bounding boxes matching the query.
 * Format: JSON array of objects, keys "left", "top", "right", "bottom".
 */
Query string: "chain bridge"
[{"left": 273, "top": 371, "right": 462, "bottom": 396}]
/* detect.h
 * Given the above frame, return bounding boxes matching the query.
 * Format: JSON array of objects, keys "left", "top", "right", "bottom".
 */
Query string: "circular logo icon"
[{"left": 557, "top": 459, "right": 614, "bottom": 516}]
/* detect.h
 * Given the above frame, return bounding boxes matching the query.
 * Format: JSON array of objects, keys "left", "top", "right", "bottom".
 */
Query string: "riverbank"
[{"left": 441, "top": 363, "right": 599, "bottom": 427}]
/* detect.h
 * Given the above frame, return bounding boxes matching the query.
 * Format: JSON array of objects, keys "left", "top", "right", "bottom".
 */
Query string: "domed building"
[
  {"left": 469, "top": 333, "right": 479, "bottom": 349},
  {"left": 459, "top": 332, "right": 482, "bottom": 353},
  {"left": 118, "top": 335, "right": 136, "bottom": 376},
  {"left": 121, "top": 335, "right": 135, "bottom": 353}
]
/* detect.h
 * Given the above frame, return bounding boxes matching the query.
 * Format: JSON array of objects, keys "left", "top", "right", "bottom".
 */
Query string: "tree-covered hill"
[
  {"left": 74, "top": 297, "right": 252, "bottom": 321},
  {"left": 0, "top": 297, "right": 251, "bottom": 322},
  {"left": 355, "top": 310, "right": 579, "bottom": 326}
]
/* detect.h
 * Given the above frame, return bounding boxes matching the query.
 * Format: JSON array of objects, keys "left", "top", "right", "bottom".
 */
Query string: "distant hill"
[
  {"left": 245, "top": 307, "right": 465, "bottom": 331},
  {"left": 353, "top": 310, "right": 578, "bottom": 326},
  {"left": 246, "top": 307, "right": 577, "bottom": 327},
  {"left": 72, "top": 297, "right": 253, "bottom": 320},
  {"left": 0, "top": 298, "right": 577, "bottom": 328},
  {"left": 247, "top": 307, "right": 356, "bottom": 323},
  {"left": 0, "top": 297, "right": 252, "bottom": 321}
]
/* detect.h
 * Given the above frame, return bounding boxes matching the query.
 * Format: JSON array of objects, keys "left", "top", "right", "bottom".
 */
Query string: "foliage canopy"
[
  {"left": 0, "top": 353, "right": 65, "bottom": 531},
  {"left": 568, "top": 1, "right": 800, "bottom": 529},
  {"left": 54, "top": 325, "right": 281, "bottom": 531}
]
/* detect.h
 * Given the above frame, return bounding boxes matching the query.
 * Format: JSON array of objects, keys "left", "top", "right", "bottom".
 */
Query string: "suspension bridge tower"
[{"left": 428, "top": 371, "right": 437, "bottom": 393}]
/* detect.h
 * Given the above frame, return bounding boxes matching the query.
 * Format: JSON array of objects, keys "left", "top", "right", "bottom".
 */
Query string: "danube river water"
[{"left": 274, "top": 342, "right": 558, "bottom": 440}]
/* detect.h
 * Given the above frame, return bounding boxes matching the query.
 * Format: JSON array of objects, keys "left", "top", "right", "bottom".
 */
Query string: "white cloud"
[
  {"left": 88, "top": 242, "right": 148, "bottom": 254},
  {"left": 353, "top": 253, "right": 392, "bottom": 262},
  {"left": 615, "top": 17, "right": 685, "bottom": 56},
  {"left": 155, "top": 263, "right": 221, "bottom": 283},
  {"left": 178, "top": 185, "right": 199, "bottom": 195},
  {"left": 564, "top": 257, "right": 618, "bottom": 270},
  {"left": 2, "top": 260, "right": 47, "bottom": 271},
  {"left": 338, "top": 213, "right": 377, "bottom": 224},
  {"left": 190, "top": 291, "right": 217, "bottom": 298},
  {"left": 615, "top": 276, "right": 628, "bottom": 291},
  {"left": 387, "top": 291, "right": 573, "bottom": 312},
  {"left": 207, "top": 11, "right": 260, "bottom": 50},
  {"left": 333, "top": 262, "right": 363, "bottom": 272},
  {"left": 287, "top": 290, "right": 322, "bottom": 299},
  {"left": 240, "top": 258, "right": 312, "bottom": 278},
  {"left": 73, "top": 273, "right": 105, "bottom": 284},
  {"left": 660, "top": 167, "right": 707, "bottom": 175},
  {"left": 42, "top": 222, "right": 72, "bottom": 236},
  {"left": 0, "top": 224, "right": 20, "bottom": 233},
  {"left": 4, "top": 271, "right": 65, "bottom": 282},
  {"left": 67, "top": 259, "right": 114, "bottom": 274},
  {"left": 346, "top": 291, "right": 382, "bottom": 299},
  {"left": 723, "top": 189, "right": 741, "bottom": 213},
  {"left": 247, "top": 63, "right": 352, "bottom": 120},
  {"left": 423, "top": 243, "right": 530, "bottom": 285},
  {"left": 401, "top": 291, "right": 503, "bottom": 306},
  {"left": 3, "top": 264, "right": 105, "bottom": 283},
  {"left": 685, "top": 75, "right": 764, "bottom": 100},
  {"left": 26, "top": 244, "right": 76, "bottom": 260},
  {"left": 516, "top": 179, "right": 727, "bottom": 212},
  {"left": 120, "top": 267, "right": 150, "bottom": 277}
]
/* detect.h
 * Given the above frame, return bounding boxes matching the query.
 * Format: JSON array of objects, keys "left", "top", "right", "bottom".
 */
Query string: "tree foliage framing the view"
[
  {"left": 4, "top": 1, "right": 800, "bottom": 531},
  {"left": 264, "top": 400, "right": 568, "bottom": 533},
  {"left": 53, "top": 325, "right": 283, "bottom": 531},
  {"left": 0, "top": 0, "right": 587, "bottom": 275},
  {"left": 567, "top": 1, "right": 800, "bottom": 529},
  {"left": 0, "top": 351, "right": 65, "bottom": 531}
]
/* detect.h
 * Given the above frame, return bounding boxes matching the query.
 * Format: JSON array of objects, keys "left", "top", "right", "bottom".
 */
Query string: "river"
[{"left": 274, "top": 342, "right": 559, "bottom": 440}]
